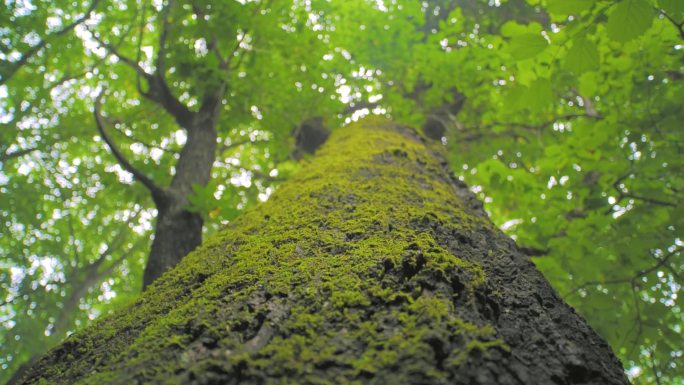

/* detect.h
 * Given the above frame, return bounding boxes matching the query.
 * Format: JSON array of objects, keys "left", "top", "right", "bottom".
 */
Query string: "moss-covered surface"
[{"left": 20, "top": 118, "right": 629, "bottom": 385}]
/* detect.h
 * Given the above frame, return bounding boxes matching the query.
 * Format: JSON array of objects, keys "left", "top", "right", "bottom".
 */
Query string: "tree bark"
[
  {"left": 18, "top": 119, "right": 629, "bottom": 385},
  {"left": 143, "top": 114, "right": 219, "bottom": 289}
]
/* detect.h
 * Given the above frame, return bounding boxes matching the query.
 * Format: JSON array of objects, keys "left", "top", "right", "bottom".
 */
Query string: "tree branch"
[
  {"left": 611, "top": 173, "right": 679, "bottom": 207},
  {"left": 87, "top": 23, "right": 194, "bottom": 128},
  {"left": 191, "top": 3, "right": 229, "bottom": 70},
  {"left": 94, "top": 89, "right": 165, "bottom": 199},
  {"left": 221, "top": 137, "right": 270, "bottom": 154},
  {"left": 86, "top": 26, "right": 151, "bottom": 80},
  {"left": 619, "top": 193, "right": 678, "bottom": 208},
  {"left": 81, "top": 210, "right": 141, "bottom": 278},
  {"left": 135, "top": 4, "right": 148, "bottom": 94},
  {"left": 238, "top": 167, "right": 284, "bottom": 183},
  {"left": 476, "top": 113, "right": 603, "bottom": 132},
  {"left": 145, "top": 73, "right": 196, "bottom": 128},
  {"left": 658, "top": 9, "right": 684, "bottom": 40},
  {"left": 225, "top": 1, "right": 271, "bottom": 70},
  {"left": 342, "top": 101, "right": 380, "bottom": 115},
  {"left": 518, "top": 246, "right": 549, "bottom": 257},
  {"left": 0, "top": 0, "right": 101, "bottom": 85},
  {"left": 198, "top": 82, "right": 227, "bottom": 122},
  {"left": 156, "top": 0, "right": 175, "bottom": 74},
  {"left": 226, "top": 29, "right": 250, "bottom": 70},
  {"left": 111, "top": 120, "right": 180, "bottom": 155},
  {"left": 649, "top": 348, "right": 663, "bottom": 385},
  {"left": 564, "top": 246, "right": 683, "bottom": 297},
  {"left": 0, "top": 147, "right": 40, "bottom": 162},
  {"left": 49, "top": 53, "right": 110, "bottom": 88}
]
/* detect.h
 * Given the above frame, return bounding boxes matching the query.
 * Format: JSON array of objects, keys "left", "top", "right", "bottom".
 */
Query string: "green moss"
[{"left": 26, "top": 118, "right": 504, "bottom": 384}]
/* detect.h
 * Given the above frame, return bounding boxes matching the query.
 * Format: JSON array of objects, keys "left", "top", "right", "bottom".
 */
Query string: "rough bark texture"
[{"left": 19, "top": 119, "right": 629, "bottom": 385}]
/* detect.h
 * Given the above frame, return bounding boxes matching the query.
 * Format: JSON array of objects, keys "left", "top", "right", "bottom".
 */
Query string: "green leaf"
[
  {"left": 526, "top": 78, "right": 553, "bottom": 111},
  {"left": 500, "top": 21, "right": 529, "bottom": 37},
  {"left": 578, "top": 71, "right": 600, "bottom": 96},
  {"left": 606, "top": 0, "right": 654, "bottom": 42},
  {"left": 509, "top": 33, "right": 548, "bottom": 60},
  {"left": 504, "top": 84, "right": 528, "bottom": 112},
  {"left": 186, "top": 181, "right": 219, "bottom": 217},
  {"left": 565, "top": 37, "right": 600, "bottom": 74},
  {"left": 546, "top": 0, "right": 594, "bottom": 15}
]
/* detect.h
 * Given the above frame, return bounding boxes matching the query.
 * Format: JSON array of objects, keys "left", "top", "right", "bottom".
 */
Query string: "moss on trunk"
[{"left": 19, "top": 119, "right": 629, "bottom": 385}]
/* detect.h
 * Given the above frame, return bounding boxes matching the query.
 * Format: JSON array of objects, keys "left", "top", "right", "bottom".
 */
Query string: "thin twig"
[
  {"left": 564, "top": 246, "right": 683, "bottom": 297},
  {"left": 476, "top": 113, "right": 602, "bottom": 132},
  {"left": 657, "top": 8, "right": 684, "bottom": 40},
  {"left": 649, "top": 348, "right": 663, "bottom": 385},
  {"left": 86, "top": 25, "right": 150, "bottom": 79},
  {"left": 0, "top": 147, "right": 40, "bottom": 162},
  {"left": 156, "top": 0, "right": 176, "bottom": 74}
]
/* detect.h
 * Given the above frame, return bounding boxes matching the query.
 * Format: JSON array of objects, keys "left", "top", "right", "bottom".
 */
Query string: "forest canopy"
[{"left": 0, "top": 0, "right": 682, "bottom": 384}]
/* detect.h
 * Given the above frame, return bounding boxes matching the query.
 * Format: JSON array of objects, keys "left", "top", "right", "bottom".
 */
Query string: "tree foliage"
[{"left": 1, "top": 0, "right": 681, "bottom": 384}]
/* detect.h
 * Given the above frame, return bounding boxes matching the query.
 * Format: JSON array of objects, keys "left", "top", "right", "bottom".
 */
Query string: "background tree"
[{"left": 1, "top": 0, "right": 682, "bottom": 384}]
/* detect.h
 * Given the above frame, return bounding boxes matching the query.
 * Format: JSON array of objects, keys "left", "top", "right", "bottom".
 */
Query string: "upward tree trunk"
[
  {"left": 18, "top": 119, "right": 629, "bottom": 385},
  {"left": 143, "top": 116, "right": 218, "bottom": 289}
]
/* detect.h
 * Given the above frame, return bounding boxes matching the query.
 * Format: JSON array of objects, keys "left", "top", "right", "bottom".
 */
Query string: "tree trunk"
[
  {"left": 144, "top": 110, "right": 219, "bottom": 289},
  {"left": 18, "top": 119, "right": 629, "bottom": 385}
]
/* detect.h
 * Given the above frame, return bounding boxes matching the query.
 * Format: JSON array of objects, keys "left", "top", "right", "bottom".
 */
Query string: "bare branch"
[
  {"left": 611, "top": 173, "right": 679, "bottom": 207},
  {"left": 93, "top": 89, "right": 165, "bottom": 198}
]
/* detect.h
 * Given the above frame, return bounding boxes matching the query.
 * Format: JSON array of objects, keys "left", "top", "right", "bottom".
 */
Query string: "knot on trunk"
[{"left": 292, "top": 116, "right": 330, "bottom": 158}]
